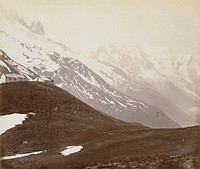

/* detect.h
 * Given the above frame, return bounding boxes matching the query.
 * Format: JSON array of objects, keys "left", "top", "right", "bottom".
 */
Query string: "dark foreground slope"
[{"left": 0, "top": 82, "right": 200, "bottom": 169}]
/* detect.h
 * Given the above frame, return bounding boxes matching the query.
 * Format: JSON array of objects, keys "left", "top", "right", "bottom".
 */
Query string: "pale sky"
[{"left": 1, "top": 0, "right": 200, "bottom": 58}]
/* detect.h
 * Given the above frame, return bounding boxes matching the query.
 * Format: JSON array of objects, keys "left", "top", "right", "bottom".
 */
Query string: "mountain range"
[
  {"left": 1, "top": 6, "right": 200, "bottom": 169},
  {"left": 90, "top": 43, "right": 200, "bottom": 124},
  {"left": 0, "top": 7, "right": 199, "bottom": 127},
  {"left": 0, "top": 9, "right": 185, "bottom": 128}
]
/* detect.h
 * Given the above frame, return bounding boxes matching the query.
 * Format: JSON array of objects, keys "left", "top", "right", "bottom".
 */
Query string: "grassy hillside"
[{"left": 0, "top": 82, "right": 199, "bottom": 169}]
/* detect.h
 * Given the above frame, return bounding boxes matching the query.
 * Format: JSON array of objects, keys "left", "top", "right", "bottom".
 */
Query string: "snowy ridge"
[{"left": 0, "top": 49, "right": 38, "bottom": 80}]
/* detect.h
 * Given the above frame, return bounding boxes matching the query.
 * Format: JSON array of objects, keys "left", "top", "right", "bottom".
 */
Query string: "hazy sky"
[{"left": 1, "top": 0, "right": 200, "bottom": 58}]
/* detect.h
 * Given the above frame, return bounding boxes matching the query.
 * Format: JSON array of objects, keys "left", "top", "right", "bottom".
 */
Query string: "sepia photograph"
[{"left": 0, "top": 0, "right": 200, "bottom": 168}]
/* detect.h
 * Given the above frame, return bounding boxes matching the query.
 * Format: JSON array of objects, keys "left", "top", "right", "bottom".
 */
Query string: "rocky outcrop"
[{"left": 30, "top": 21, "right": 45, "bottom": 35}]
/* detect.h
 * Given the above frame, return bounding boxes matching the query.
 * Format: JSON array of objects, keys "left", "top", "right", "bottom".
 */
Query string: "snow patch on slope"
[
  {"left": 60, "top": 146, "right": 83, "bottom": 156},
  {"left": 0, "top": 113, "right": 27, "bottom": 135},
  {"left": 1, "top": 150, "right": 46, "bottom": 160}
]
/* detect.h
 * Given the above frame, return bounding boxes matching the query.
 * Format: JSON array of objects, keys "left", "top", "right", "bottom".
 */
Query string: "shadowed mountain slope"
[
  {"left": 0, "top": 82, "right": 144, "bottom": 155},
  {"left": 0, "top": 82, "right": 200, "bottom": 169}
]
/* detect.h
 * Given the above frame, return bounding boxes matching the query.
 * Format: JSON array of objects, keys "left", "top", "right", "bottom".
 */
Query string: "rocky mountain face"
[
  {"left": 0, "top": 13, "right": 181, "bottom": 128},
  {"left": 89, "top": 44, "right": 200, "bottom": 125},
  {"left": 84, "top": 56, "right": 196, "bottom": 127},
  {"left": 29, "top": 21, "right": 45, "bottom": 35}
]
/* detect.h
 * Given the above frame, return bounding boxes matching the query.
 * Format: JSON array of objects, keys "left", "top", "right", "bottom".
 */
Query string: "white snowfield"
[
  {"left": 0, "top": 112, "right": 36, "bottom": 135},
  {"left": 60, "top": 146, "right": 83, "bottom": 156},
  {"left": 0, "top": 113, "right": 27, "bottom": 135},
  {"left": 1, "top": 150, "right": 46, "bottom": 160}
]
